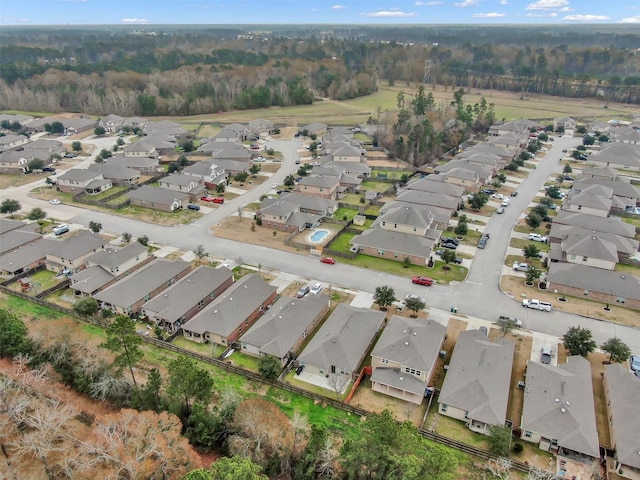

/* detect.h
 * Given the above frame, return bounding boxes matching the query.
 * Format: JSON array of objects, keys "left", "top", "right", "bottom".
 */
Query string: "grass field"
[{"left": 333, "top": 207, "right": 359, "bottom": 222}]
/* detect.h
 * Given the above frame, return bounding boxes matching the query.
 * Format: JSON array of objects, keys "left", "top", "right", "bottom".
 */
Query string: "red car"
[
  {"left": 412, "top": 276, "right": 434, "bottom": 286},
  {"left": 200, "top": 196, "right": 225, "bottom": 204},
  {"left": 320, "top": 257, "right": 335, "bottom": 265},
  {"left": 212, "top": 197, "right": 224, "bottom": 204}
]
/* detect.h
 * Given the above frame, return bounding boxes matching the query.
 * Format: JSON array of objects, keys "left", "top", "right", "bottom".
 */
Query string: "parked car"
[
  {"left": 201, "top": 196, "right": 215, "bottom": 202},
  {"left": 310, "top": 282, "right": 323, "bottom": 295},
  {"left": 492, "top": 193, "right": 504, "bottom": 200},
  {"left": 564, "top": 176, "right": 575, "bottom": 181},
  {"left": 49, "top": 198, "right": 61, "bottom": 205},
  {"left": 405, "top": 294, "right": 426, "bottom": 304},
  {"left": 64, "top": 153, "right": 76, "bottom": 158},
  {"left": 451, "top": 256, "right": 463, "bottom": 264},
  {"left": 477, "top": 233, "right": 490, "bottom": 249},
  {"left": 496, "top": 207, "right": 505, "bottom": 214},
  {"left": 212, "top": 197, "right": 224, "bottom": 204},
  {"left": 501, "top": 198, "right": 510, "bottom": 207},
  {"left": 53, "top": 224, "right": 69, "bottom": 236},
  {"left": 513, "top": 262, "right": 529, "bottom": 272},
  {"left": 412, "top": 276, "right": 434, "bottom": 286},
  {"left": 271, "top": 183, "right": 279, "bottom": 189},
  {"left": 528, "top": 233, "right": 547, "bottom": 242},
  {"left": 320, "top": 257, "right": 335, "bottom": 265},
  {"left": 296, "top": 285, "right": 310, "bottom": 298},
  {"left": 482, "top": 188, "right": 496, "bottom": 195},
  {"left": 629, "top": 354, "right": 640, "bottom": 373},
  {"left": 522, "top": 299, "right": 552, "bottom": 311},
  {"left": 187, "top": 203, "right": 200, "bottom": 211},
  {"left": 441, "top": 241, "right": 458, "bottom": 249},
  {"left": 541, "top": 346, "right": 552, "bottom": 364},
  {"left": 510, "top": 191, "right": 518, "bottom": 197},
  {"left": 42, "top": 166, "right": 56, "bottom": 172}
]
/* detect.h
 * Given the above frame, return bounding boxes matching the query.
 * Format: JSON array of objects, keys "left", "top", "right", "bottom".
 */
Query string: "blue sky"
[{"left": 1, "top": 0, "right": 640, "bottom": 25}]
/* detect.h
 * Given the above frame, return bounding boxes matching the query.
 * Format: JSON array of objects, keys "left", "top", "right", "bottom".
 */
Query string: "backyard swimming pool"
[{"left": 307, "top": 229, "right": 330, "bottom": 244}]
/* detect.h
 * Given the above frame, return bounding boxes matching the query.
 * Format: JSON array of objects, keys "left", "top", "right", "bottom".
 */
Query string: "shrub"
[{"left": 513, "top": 443, "right": 524, "bottom": 454}]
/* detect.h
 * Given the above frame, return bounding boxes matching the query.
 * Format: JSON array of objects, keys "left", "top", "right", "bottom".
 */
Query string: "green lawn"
[
  {"left": 0, "top": 292, "right": 65, "bottom": 319},
  {"left": 340, "top": 193, "right": 364, "bottom": 206},
  {"left": 371, "top": 170, "right": 403, "bottom": 180},
  {"left": 434, "top": 414, "right": 489, "bottom": 449},
  {"left": 618, "top": 215, "right": 640, "bottom": 229},
  {"left": 89, "top": 185, "right": 129, "bottom": 201},
  {"left": 364, "top": 204, "right": 381, "bottom": 216},
  {"left": 334, "top": 207, "right": 359, "bottom": 222},
  {"left": 361, "top": 180, "right": 394, "bottom": 193},
  {"left": 329, "top": 231, "right": 357, "bottom": 252},
  {"left": 172, "top": 336, "right": 215, "bottom": 356},
  {"left": 510, "top": 238, "right": 550, "bottom": 252},
  {"left": 227, "top": 351, "right": 261, "bottom": 372}
]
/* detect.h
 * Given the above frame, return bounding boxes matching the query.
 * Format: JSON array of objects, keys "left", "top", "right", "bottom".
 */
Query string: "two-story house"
[
  {"left": 371, "top": 316, "right": 446, "bottom": 405},
  {"left": 158, "top": 173, "right": 206, "bottom": 198},
  {"left": 45, "top": 231, "right": 109, "bottom": 275}
]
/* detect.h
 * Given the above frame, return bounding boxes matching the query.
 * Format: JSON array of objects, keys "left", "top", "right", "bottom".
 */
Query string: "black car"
[
  {"left": 187, "top": 203, "right": 200, "bottom": 211},
  {"left": 452, "top": 257, "right": 463, "bottom": 264},
  {"left": 510, "top": 191, "right": 518, "bottom": 197},
  {"left": 481, "top": 188, "right": 496, "bottom": 195},
  {"left": 42, "top": 166, "right": 56, "bottom": 172},
  {"left": 441, "top": 242, "right": 457, "bottom": 249}
]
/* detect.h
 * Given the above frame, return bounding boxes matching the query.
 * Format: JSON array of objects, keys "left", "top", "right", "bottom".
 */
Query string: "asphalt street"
[{"left": 5, "top": 134, "right": 640, "bottom": 352}]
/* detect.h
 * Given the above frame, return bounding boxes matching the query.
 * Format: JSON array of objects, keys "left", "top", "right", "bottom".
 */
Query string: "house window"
[
  {"left": 198, "top": 300, "right": 204, "bottom": 309},
  {"left": 464, "top": 411, "right": 469, "bottom": 420},
  {"left": 413, "top": 227, "right": 417, "bottom": 232},
  {"left": 381, "top": 358, "right": 389, "bottom": 364},
  {"left": 382, "top": 221, "right": 386, "bottom": 227},
  {"left": 616, "top": 296, "right": 626, "bottom": 304},
  {"left": 378, "top": 249, "right": 385, "bottom": 255},
  {"left": 394, "top": 224, "right": 397, "bottom": 229},
  {"left": 584, "top": 290, "right": 589, "bottom": 296},
  {"left": 582, "top": 256, "right": 588, "bottom": 262},
  {"left": 440, "top": 404, "right": 447, "bottom": 412},
  {"left": 524, "top": 431, "right": 532, "bottom": 438},
  {"left": 394, "top": 253, "right": 398, "bottom": 258},
  {"left": 570, "top": 254, "right": 576, "bottom": 260}
]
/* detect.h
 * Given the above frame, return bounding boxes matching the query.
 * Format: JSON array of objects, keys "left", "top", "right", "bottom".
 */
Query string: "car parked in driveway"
[
  {"left": 412, "top": 276, "right": 434, "bottom": 286},
  {"left": 528, "top": 233, "right": 547, "bottom": 242},
  {"left": 187, "top": 203, "right": 200, "bottom": 211},
  {"left": 320, "top": 257, "right": 335, "bottom": 264},
  {"left": 296, "top": 285, "right": 310, "bottom": 298},
  {"left": 310, "top": 282, "right": 323, "bottom": 295},
  {"left": 49, "top": 198, "right": 61, "bottom": 205},
  {"left": 496, "top": 207, "right": 505, "bottom": 214},
  {"left": 630, "top": 354, "right": 640, "bottom": 373},
  {"left": 510, "top": 191, "right": 518, "bottom": 197},
  {"left": 492, "top": 193, "right": 504, "bottom": 200}
]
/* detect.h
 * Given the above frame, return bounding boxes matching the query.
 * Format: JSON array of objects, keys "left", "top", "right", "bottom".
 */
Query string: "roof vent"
[
  {"left": 560, "top": 408, "right": 566, "bottom": 413},
  {"left": 405, "top": 341, "right": 409, "bottom": 346},
  {"left": 403, "top": 330, "right": 407, "bottom": 334},
  {"left": 214, "top": 310, "right": 218, "bottom": 314},
  {"left": 565, "top": 401, "right": 570, "bottom": 406},
  {"left": 399, "top": 377, "right": 403, "bottom": 381},
  {"left": 555, "top": 398, "right": 560, "bottom": 403},
  {"left": 621, "top": 275, "right": 625, "bottom": 279},
  {"left": 229, "top": 297, "right": 233, "bottom": 301},
  {"left": 413, "top": 332, "right": 417, "bottom": 336}
]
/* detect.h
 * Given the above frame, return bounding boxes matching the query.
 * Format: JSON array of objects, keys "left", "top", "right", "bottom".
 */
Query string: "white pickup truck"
[{"left": 522, "top": 299, "right": 552, "bottom": 312}]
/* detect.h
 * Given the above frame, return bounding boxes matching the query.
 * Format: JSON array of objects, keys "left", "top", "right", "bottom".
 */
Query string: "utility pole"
[{"left": 423, "top": 60, "right": 433, "bottom": 85}]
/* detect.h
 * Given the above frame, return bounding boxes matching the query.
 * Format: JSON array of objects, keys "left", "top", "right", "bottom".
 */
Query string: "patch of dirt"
[
  {"left": 501, "top": 274, "right": 640, "bottom": 328},
  {"left": 430, "top": 317, "right": 468, "bottom": 390},
  {"left": 213, "top": 217, "right": 304, "bottom": 256},
  {"left": 586, "top": 351, "right": 612, "bottom": 448}
]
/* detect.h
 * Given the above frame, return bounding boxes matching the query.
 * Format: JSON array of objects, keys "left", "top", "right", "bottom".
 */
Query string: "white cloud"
[
  {"left": 414, "top": 1, "right": 443, "bottom": 5},
  {"left": 0, "top": 17, "right": 30, "bottom": 22},
  {"left": 526, "top": 0, "right": 569, "bottom": 11},
  {"left": 563, "top": 14, "right": 610, "bottom": 21},
  {"left": 500, "top": 0, "right": 509, "bottom": 4},
  {"left": 621, "top": 15, "right": 640, "bottom": 23},
  {"left": 361, "top": 10, "right": 416, "bottom": 17},
  {"left": 121, "top": 18, "right": 149, "bottom": 24},
  {"left": 332, "top": 4, "right": 346, "bottom": 9},
  {"left": 473, "top": 12, "right": 506, "bottom": 17},
  {"left": 526, "top": 12, "right": 558, "bottom": 17},
  {"left": 454, "top": 0, "right": 480, "bottom": 7}
]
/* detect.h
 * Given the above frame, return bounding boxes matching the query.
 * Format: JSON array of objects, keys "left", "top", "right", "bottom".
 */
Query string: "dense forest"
[{"left": 1, "top": 25, "right": 640, "bottom": 115}]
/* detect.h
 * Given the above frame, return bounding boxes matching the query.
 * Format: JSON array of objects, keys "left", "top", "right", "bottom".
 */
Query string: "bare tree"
[
  {"left": 486, "top": 458, "right": 515, "bottom": 480},
  {"left": 327, "top": 373, "right": 349, "bottom": 399}
]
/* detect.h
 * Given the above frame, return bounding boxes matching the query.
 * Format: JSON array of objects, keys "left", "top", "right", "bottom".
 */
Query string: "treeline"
[
  {"left": 1, "top": 26, "right": 640, "bottom": 115},
  {"left": 0, "top": 307, "right": 460, "bottom": 479}
]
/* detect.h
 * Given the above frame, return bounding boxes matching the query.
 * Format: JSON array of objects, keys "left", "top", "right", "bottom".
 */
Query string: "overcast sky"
[{"left": 1, "top": 0, "right": 640, "bottom": 25}]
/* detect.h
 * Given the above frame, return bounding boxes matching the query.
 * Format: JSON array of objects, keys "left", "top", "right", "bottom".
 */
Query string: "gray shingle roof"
[
  {"left": 160, "top": 173, "right": 201, "bottom": 187},
  {"left": 45, "top": 231, "right": 107, "bottom": 260},
  {"left": 108, "top": 155, "right": 159, "bottom": 169},
  {"left": 553, "top": 211, "right": 636, "bottom": 238},
  {"left": 372, "top": 315, "right": 446, "bottom": 373},
  {"left": 0, "top": 230, "right": 42, "bottom": 255},
  {"left": 548, "top": 263, "right": 640, "bottom": 301},
  {"left": 0, "top": 219, "right": 29, "bottom": 234},
  {"left": 57, "top": 169, "right": 102, "bottom": 183},
  {"left": 370, "top": 367, "right": 428, "bottom": 396},
  {"left": 604, "top": 364, "right": 640, "bottom": 469},
  {"left": 141, "top": 266, "right": 233, "bottom": 324},
  {"left": 181, "top": 273, "right": 276, "bottom": 337},
  {"left": 350, "top": 228, "right": 434, "bottom": 258},
  {"left": 88, "top": 163, "right": 140, "bottom": 181},
  {"left": 522, "top": 356, "right": 599, "bottom": 458},
  {"left": 377, "top": 205, "right": 434, "bottom": 230},
  {"left": 94, "top": 259, "right": 190, "bottom": 309},
  {"left": 561, "top": 234, "right": 619, "bottom": 263},
  {"left": 550, "top": 225, "right": 639, "bottom": 256},
  {"left": 438, "top": 330, "right": 514, "bottom": 427},
  {"left": 574, "top": 177, "right": 639, "bottom": 201},
  {"left": 127, "top": 185, "right": 190, "bottom": 205},
  {"left": 85, "top": 242, "right": 147, "bottom": 270},
  {"left": 240, "top": 294, "right": 330, "bottom": 359},
  {"left": 405, "top": 178, "right": 465, "bottom": 197},
  {"left": 0, "top": 238, "right": 48, "bottom": 274},
  {"left": 69, "top": 265, "right": 115, "bottom": 295},
  {"left": 299, "top": 175, "right": 339, "bottom": 189},
  {"left": 396, "top": 190, "right": 460, "bottom": 210},
  {"left": 297, "top": 304, "right": 385, "bottom": 374}
]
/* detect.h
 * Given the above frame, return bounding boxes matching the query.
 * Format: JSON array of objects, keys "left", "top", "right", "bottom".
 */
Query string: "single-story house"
[
  {"left": 0, "top": 150, "right": 32, "bottom": 174},
  {"left": 370, "top": 315, "right": 446, "bottom": 405},
  {"left": 182, "top": 160, "right": 228, "bottom": 188},
  {"left": 94, "top": 259, "right": 191, "bottom": 316},
  {"left": 23, "top": 139, "right": 65, "bottom": 158},
  {"left": 158, "top": 173, "right": 206, "bottom": 198},
  {"left": 88, "top": 163, "right": 141, "bottom": 186},
  {"left": 108, "top": 154, "right": 160, "bottom": 173},
  {"left": 547, "top": 263, "right": 640, "bottom": 310},
  {"left": 350, "top": 228, "right": 435, "bottom": 266},
  {"left": 520, "top": 356, "right": 599, "bottom": 461},
  {"left": 438, "top": 330, "right": 515, "bottom": 435},
  {"left": 181, "top": 273, "right": 277, "bottom": 346},
  {"left": 141, "top": 266, "right": 234, "bottom": 332},
  {"left": 303, "top": 122, "right": 328, "bottom": 136},
  {"left": 0, "top": 238, "right": 48, "bottom": 275},
  {"left": 127, "top": 185, "right": 190, "bottom": 212},
  {"left": 123, "top": 141, "right": 157, "bottom": 158},
  {"left": 99, "top": 114, "right": 126, "bottom": 133},
  {"left": 552, "top": 211, "right": 636, "bottom": 239},
  {"left": 297, "top": 304, "right": 385, "bottom": 382},
  {"left": 603, "top": 364, "right": 640, "bottom": 479},
  {"left": 0, "top": 134, "right": 29, "bottom": 152},
  {"left": 239, "top": 294, "right": 330, "bottom": 365}
]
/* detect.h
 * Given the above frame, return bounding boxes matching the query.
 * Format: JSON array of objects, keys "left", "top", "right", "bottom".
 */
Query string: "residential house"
[
  {"left": 436, "top": 159, "right": 492, "bottom": 188},
  {"left": 0, "top": 134, "right": 29, "bottom": 152},
  {"left": 143, "top": 136, "right": 177, "bottom": 156},
  {"left": 181, "top": 273, "right": 277, "bottom": 346},
  {"left": 127, "top": 185, "right": 190, "bottom": 212},
  {"left": 94, "top": 259, "right": 191, "bottom": 316},
  {"left": 554, "top": 117, "right": 577, "bottom": 134},
  {"left": 182, "top": 160, "right": 227, "bottom": 188},
  {"left": 438, "top": 330, "right": 515, "bottom": 435},
  {"left": 63, "top": 117, "right": 97, "bottom": 135},
  {"left": 259, "top": 193, "right": 337, "bottom": 232},
  {"left": 45, "top": 231, "right": 109, "bottom": 275},
  {"left": 379, "top": 201, "right": 452, "bottom": 230},
  {"left": 123, "top": 141, "right": 157, "bottom": 158},
  {"left": 239, "top": 294, "right": 330, "bottom": 365},
  {"left": 158, "top": 173, "right": 206, "bottom": 198},
  {"left": 212, "top": 127, "right": 243, "bottom": 143},
  {"left": 23, "top": 139, "right": 65, "bottom": 159},
  {"left": 0, "top": 150, "right": 32, "bottom": 174},
  {"left": 547, "top": 263, "right": 640, "bottom": 310},
  {"left": 70, "top": 242, "right": 150, "bottom": 296},
  {"left": 578, "top": 166, "right": 619, "bottom": 182},
  {"left": 248, "top": 118, "right": 274, "bottom": 137},
  {"left": 56, "top": 169, "right": 112, "bottom": 194},
  {"left": 520, "top": 356, "right": 599, "bottom": 461},
  {"left": 125, "top": 117, "right": 148, "bottom": 130},
  {"left": 487, "top": 119, "right": 538, "bottom": 137},
  {"left": 460, "top": 143, "right": 514, "bottom": 165},
  {"left": 553, "top": 211, "right": 636, "bottom": 239},
  {"left": 0, "top": 219, "right": 38, "bottom": 234},
  {"left": 99, "top": 114, "right": 125, "bottom": 132},
  {"left": 108, "top": 154, "right": 160, "bottom": 173},
  {"left": 350, "top": 228, "right": 435, "bottom": 266},
  {"left": 297, "top": 304, "right": 385, "bottom": 381},
  {"left": 325, "top": 161, "right": 371, "bottom": 178},
  {"left": 330, "top": 144, "right": 364, "bottom": 163},
  {"left": 548, "top": 225, "right": 638, "bottom": 265},
  {"left": 324, "top": 127, "right": 354, "bottom": 141},
  {"left": 395, "top": 190, "right": 461, "bottom": 212},
  {"left": 88, "top": 163, "right": 140, "bottom": 186},
  {"left": 0, "top": 229, "right": 42, "bottom": 256},
  {"left": 603, "top": 364, "right": 640, "bottom": 479},
  {"left": 405, "top": 177, "right": 465, "bottom": 199},
  {"left": 141, "top": 266, "right": 234, "bottom": 332},
  {"left": 303, "top": 122, "right": 328, "bottom": 137},
  {"left": 375, "top": 205, "right": 435, "bottom": 236},
  {"left": 297, "top": 175, "right": 340, "bottom": 200},
  {"left": 587, "top": 143, "right": 640, "bottom": 171},
  {"left": 0, "top": 238, "right": 48, "bottom": 275},
  {"left": 573, "top": 177, "right": 639, "bottom": 213},
  {"left": 370, "top": 316, "right": 446, "bottom": 405},
  {"left": 145, "top": 120, "right": 188, "bottom": 138},
  {"left": 0, "top": 113, "right": 34, "bottom": 126},
  {"left": 562, "top": 185, "right": 613, "bottom": 218},
  {"left": 212, "top": 159, "right": 250, "bottom": 176}
]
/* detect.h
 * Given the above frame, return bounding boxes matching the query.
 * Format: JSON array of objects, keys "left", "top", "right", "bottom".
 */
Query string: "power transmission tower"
[{"left": 423, "top": 60, "right": 433, "bottom": 85}]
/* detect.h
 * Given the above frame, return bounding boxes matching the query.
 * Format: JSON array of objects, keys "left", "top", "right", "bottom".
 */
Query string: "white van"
[{"left": 522, "top": 299, "right": 552, "bottom": 312}]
